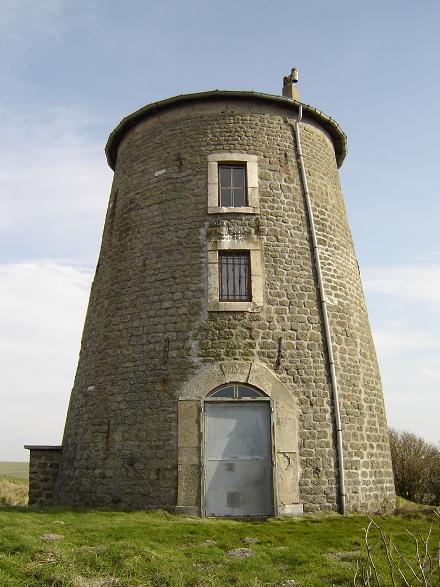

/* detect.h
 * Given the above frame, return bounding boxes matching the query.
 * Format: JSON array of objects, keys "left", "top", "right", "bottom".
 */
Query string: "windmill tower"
[{"left": 26, "top": 71, "right": 395, "bottom": 516}]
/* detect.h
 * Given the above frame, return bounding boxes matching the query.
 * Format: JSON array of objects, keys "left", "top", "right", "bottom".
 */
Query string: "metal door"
[{"left": 204, "top": 401, "right": 273, "bottom": 517}]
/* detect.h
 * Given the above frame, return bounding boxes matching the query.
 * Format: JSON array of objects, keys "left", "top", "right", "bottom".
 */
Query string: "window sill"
[
  {"left": 208, "top": 301, "right": 262, "bottom": 313},
  {"left": 207, "top": 206, "right": 259, "bottom": 215}
]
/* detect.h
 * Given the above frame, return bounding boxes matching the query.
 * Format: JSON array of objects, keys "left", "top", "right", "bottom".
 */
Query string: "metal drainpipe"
[{"left": 293, "top": 105, "right": 346, "bottom": 515}]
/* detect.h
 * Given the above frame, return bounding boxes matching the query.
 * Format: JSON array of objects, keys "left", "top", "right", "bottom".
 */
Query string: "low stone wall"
[{"left": 24, "top": 446, "right": 62, "bottom": 505}]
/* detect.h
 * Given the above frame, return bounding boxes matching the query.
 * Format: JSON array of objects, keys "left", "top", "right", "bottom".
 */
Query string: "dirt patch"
[
  {"left": 73, "top": 577, "right": 121, "bottom": 587},
  {"left": 34, "top": 548, "right": 60, "bottom": 565}
]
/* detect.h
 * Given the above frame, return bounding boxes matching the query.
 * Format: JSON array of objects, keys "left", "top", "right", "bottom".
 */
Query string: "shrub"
[{"left": 389, "top": 428, "right": 440, "bottom": 506}]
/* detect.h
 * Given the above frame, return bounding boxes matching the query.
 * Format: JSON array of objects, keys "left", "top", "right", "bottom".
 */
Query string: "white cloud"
[
  {"left": 364, "top": 264, "right": 440, "bottom": 309},
  {"left": 370, "top": 321, "right": 440, "bottom": 354},
  {"left": 0, "top": 261, "right": 93, "bottom": 460},
  {"left": 423, "top": 367, "right": 440, "bottom": 381},
  {"left": 363, "top": 262, "right": 440, "bottom": 443},
  {"left": 385, "top": 388, "right": 440, "bottom": 446},
  {"left": 0, "top": 106, "right": 112, "bottom": 262}
]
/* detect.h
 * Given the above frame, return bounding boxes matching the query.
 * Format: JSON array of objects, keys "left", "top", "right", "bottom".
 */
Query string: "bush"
[{"left": 389, "top": 428, "right": 440, "bottom": 505}]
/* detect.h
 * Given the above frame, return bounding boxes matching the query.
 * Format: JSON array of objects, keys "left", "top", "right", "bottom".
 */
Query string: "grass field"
[
  {"left": 0, "top": 502, "right": 438, "bottom": 587},
  {"left": 0, "top": 463, "right": 29, "bottom": 507},
  {"left": 0, "top": 461, "right": 29, "bottom": 479},
  {"left": 0, "top": 476, "right": 28, "bottom": 507},
  {"left": 0, "top": 475, "right": 438, "bottom": 586}
]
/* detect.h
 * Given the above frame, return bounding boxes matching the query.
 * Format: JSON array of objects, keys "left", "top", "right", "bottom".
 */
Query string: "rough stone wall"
[
  {"left": 296, "top": 122, "right": 395, "bottom": 511},
  {"left": 55, "top": 97, "right": 395, "bottom": 512},
  {"left": 27, "top": 448, "right": 62, "bottom": 505}
]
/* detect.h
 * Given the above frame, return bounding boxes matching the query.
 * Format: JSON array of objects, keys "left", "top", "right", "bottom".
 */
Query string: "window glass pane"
[
  {"left": 219, "top": 166, "right": 232, "bottom": 189},
  {"left": 232, "top": 166, "right": 245, "bottom": 189},
  {"left": 232, "top": 187, "right": 246, "bottom": 207},
  {"left": 210, "top": 386, "right": 235, "bottom": 398},
  {"left": 219, "top": 254, "right": 230, "bottom": 300},
  {"left": 236, "top": 254, "right": 249, "bottom": 300},
  {"left": 219, "top": 164, "right": 246, "bottom": 207},
  {"left": 220, "top": 187, "right": 233, "bottom": 207},
  {"left": 234, "top": 258, "right": 242, "bottom": 295},
  {"left": 223, "top": 255, "right": 232, "bottom": 300},
  {"left": 210, "top": 385, "right": 264, "bottom": 399},
  {"left": 236, "top": 385, "right": 264, "bottom": 398}
]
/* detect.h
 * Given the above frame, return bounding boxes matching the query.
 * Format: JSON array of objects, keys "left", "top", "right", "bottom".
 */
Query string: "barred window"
[
  {"left": 218, "top": 164, "right": 246, "bottom": 207},
  {"left": 219, "top": 251, "right": 251, "bottom": 301}
]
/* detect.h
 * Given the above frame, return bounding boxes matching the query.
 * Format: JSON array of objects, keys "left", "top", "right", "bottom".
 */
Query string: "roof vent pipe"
[{"left": 283, "top": 68, "right": 300, "bottom": 101}]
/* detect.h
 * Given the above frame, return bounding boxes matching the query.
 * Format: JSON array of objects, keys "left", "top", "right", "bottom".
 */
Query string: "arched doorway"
[
  {"left": 203, "top": 384, "right": 273, "bottom": 517},
  {"left": 176, "top": 361, "right": 302, "bottom": 517}
]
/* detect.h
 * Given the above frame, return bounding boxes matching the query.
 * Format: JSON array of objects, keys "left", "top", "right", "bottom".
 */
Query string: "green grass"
[
  {"left": 0, "top": 506, "right": 438, "bottom": 587},
  {"left": 0, "top": 462, "right": 29, "bottom": 480}
]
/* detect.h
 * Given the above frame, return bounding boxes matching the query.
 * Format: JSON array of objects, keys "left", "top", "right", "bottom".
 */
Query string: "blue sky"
[{"left": 0, "top": 0, "right": 439, "bottom": 460}]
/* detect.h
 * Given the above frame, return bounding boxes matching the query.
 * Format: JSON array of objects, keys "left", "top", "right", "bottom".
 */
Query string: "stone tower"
[{"left": 26, "top": 73, "right": 395, "bottom": 515}]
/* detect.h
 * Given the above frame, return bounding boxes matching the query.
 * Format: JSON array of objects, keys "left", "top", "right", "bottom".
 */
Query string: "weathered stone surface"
[
  {"left": 241, "top": 537, "right": 260, "bottom": 544},
  {"left": 26, "top": 447, "right": 62, "bottom": 506},
  {"left": 226, "top": 548, "right": 254, "bottom": 558},
  {"left": 27, "top": 91, "right": 394, "bottom": 514}
]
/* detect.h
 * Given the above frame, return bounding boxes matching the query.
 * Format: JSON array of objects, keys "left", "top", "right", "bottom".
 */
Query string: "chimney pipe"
[{"left": 282, "top": 67, "right": 300, "bottom": 101}]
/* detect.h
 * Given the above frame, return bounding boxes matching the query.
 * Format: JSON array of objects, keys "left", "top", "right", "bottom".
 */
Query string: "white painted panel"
[{"left": 205, "top": 402, "right": 272, "bottom": 516}]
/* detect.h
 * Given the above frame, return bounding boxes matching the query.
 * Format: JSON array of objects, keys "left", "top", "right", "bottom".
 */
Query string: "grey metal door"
[{"left": 204, "top": 401, "right": 273, "bottom": 517}]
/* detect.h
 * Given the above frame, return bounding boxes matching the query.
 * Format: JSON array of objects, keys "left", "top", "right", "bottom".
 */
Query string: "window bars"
[{"left": 219, "top": 251, "right": 251, "bottom": 301}]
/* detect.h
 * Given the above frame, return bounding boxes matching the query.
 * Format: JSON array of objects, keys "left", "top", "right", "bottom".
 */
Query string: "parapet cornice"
[{"left": 105, "top": 90, "right": 347, "bottom": 170}]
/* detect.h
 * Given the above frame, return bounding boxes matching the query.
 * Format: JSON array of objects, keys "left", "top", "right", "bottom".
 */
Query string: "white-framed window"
[
  {"left": 208, "top": 238, "right": 263, "bottom": 312},
  {"left": 218, "top": 164, "right": 246, "bottom": 207},
  {"left": 207, "top": 153, "right": 259, "bottom": 214}
]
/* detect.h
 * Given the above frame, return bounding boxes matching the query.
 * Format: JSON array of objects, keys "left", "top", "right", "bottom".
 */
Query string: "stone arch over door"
[{"left": 176, "top": 361, "right": 303, "bottom": 516}]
